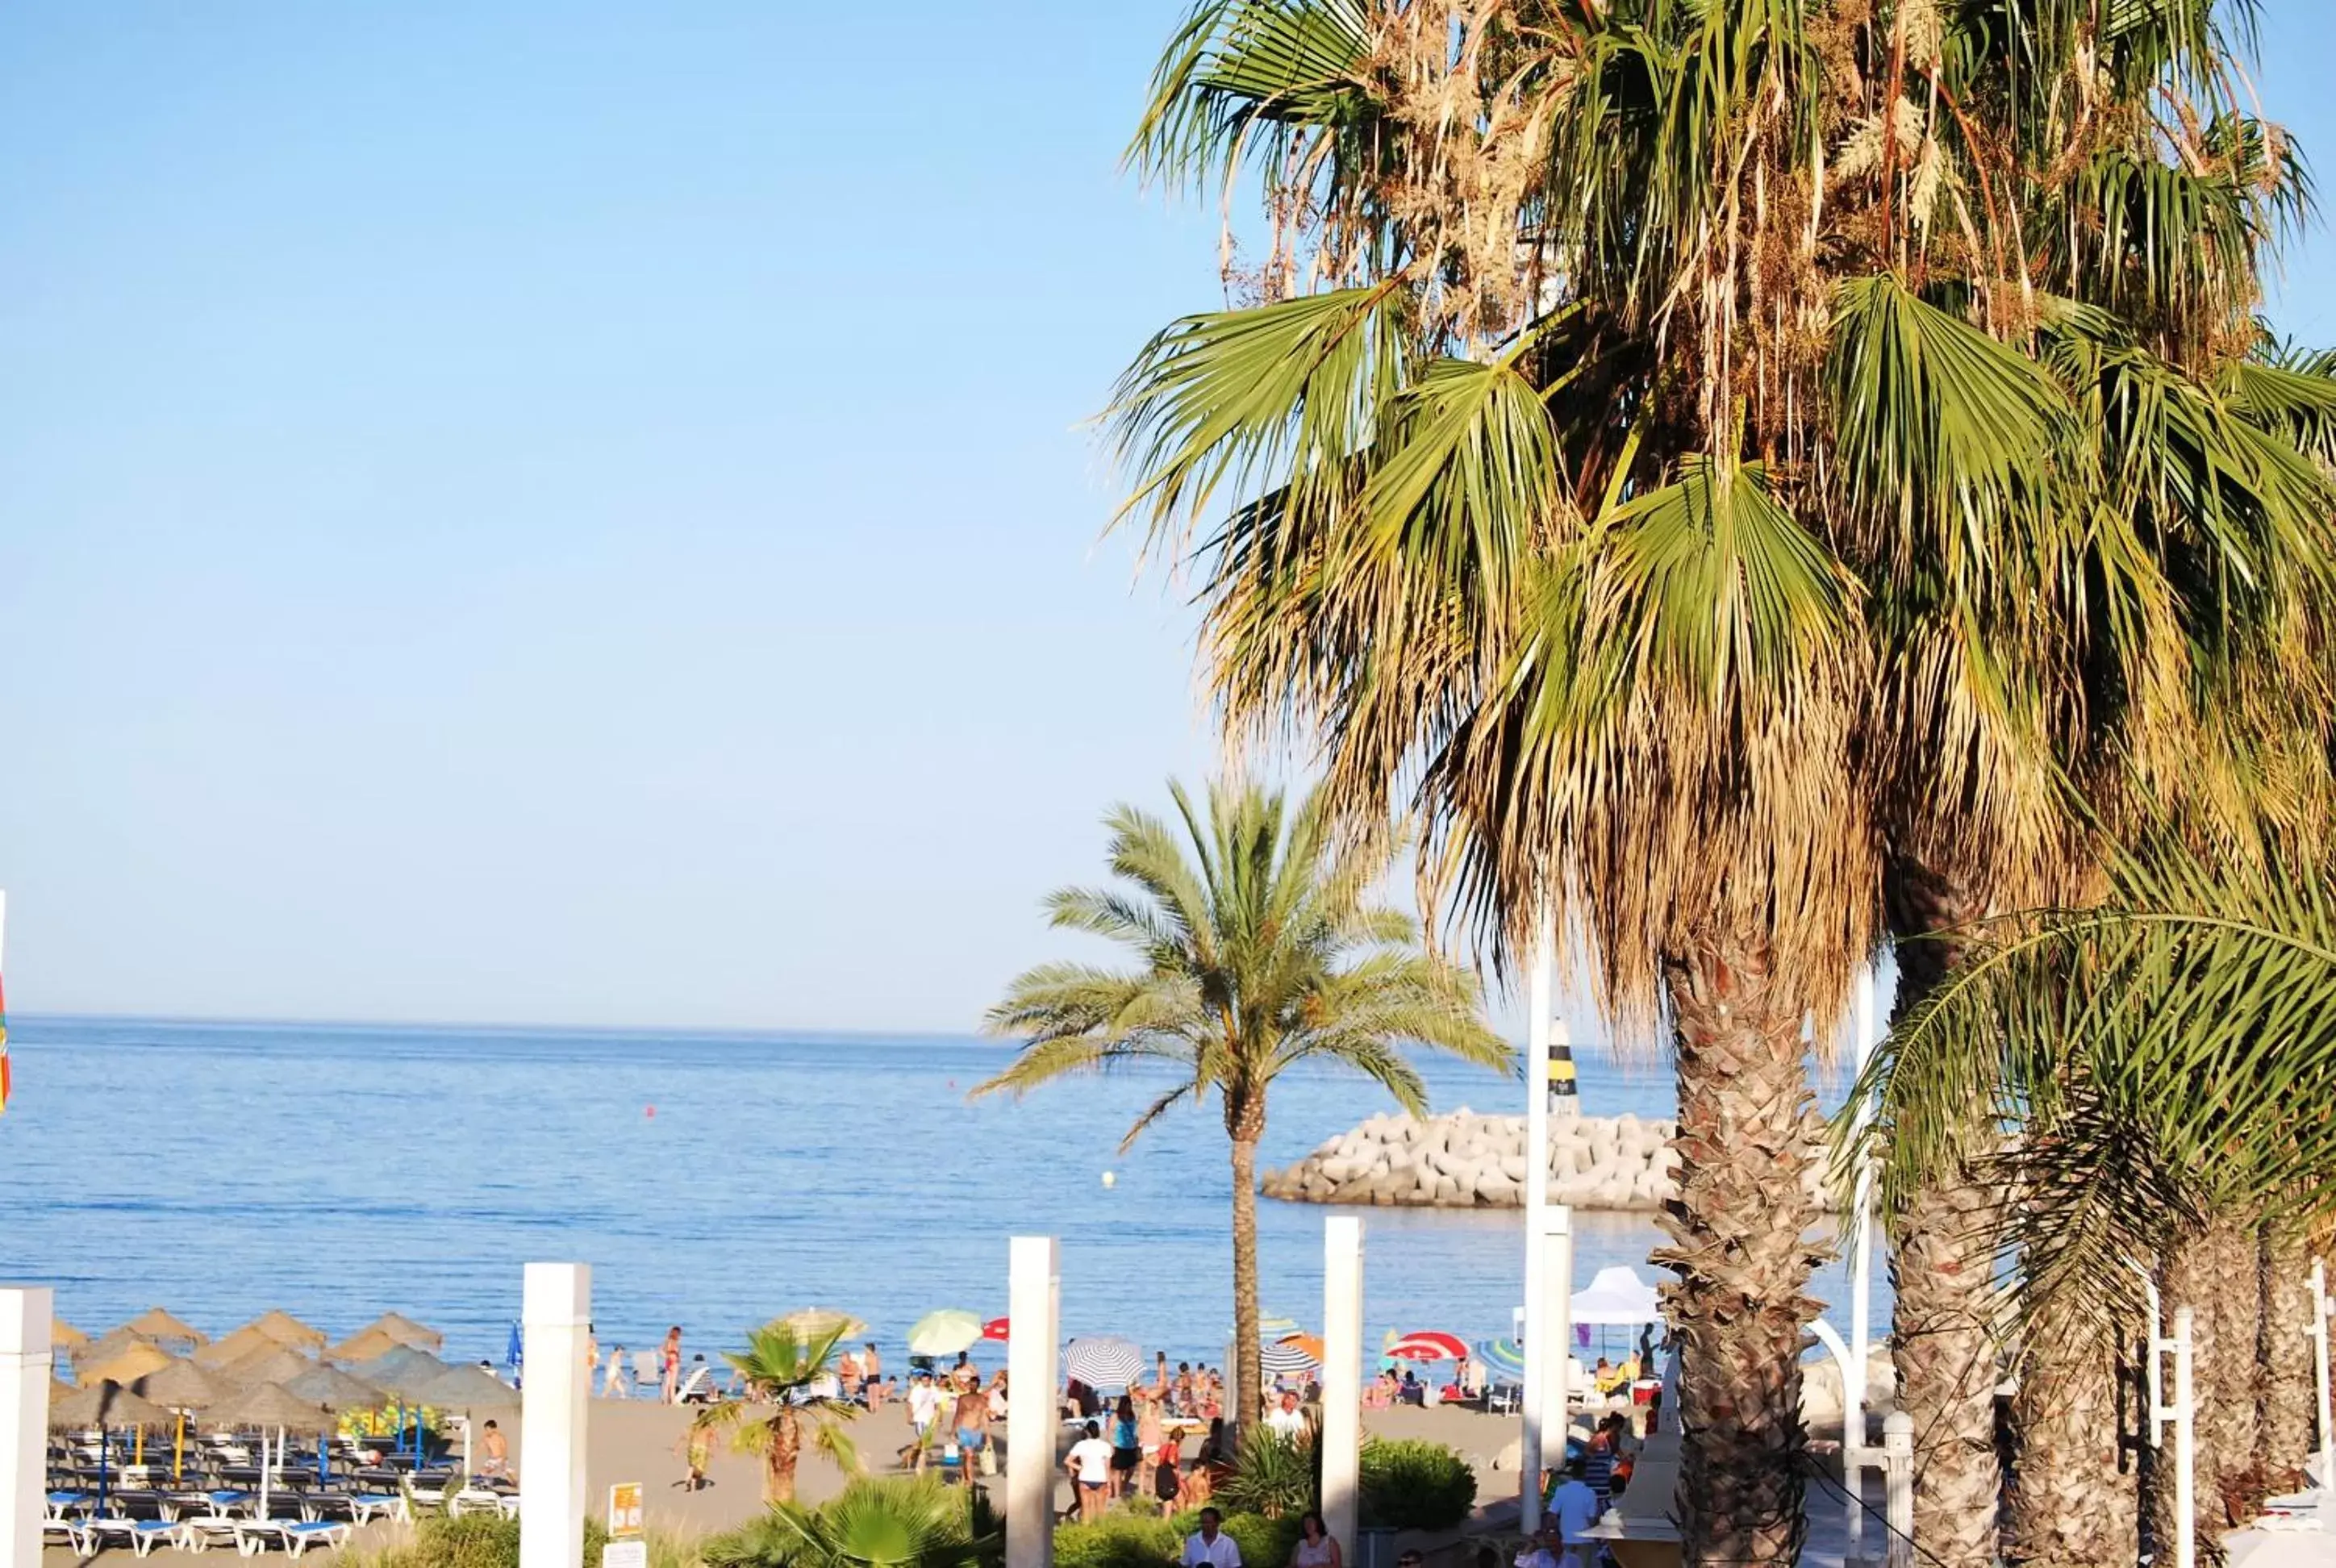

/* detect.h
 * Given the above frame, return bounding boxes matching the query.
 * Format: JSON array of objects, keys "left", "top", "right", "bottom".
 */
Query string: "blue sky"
[{"left": 2, "top": 4, "right": 2334, "bottom": 1031}]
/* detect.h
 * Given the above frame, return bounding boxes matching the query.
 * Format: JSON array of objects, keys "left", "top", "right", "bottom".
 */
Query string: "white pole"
[
  {"left": 1520, "top": 916, "right": 1555, "bottom": 1529},
  {"left": 1537, "top": 1204, "right": 1575, "bottom": 1484},
  {"left": 1844, "top": 967, "right": 1879, "bottom": 1553},
  {"left": 2171, "top": 1306, "right": 2196, "bottom": 1568},
  {"left": 519, "top": 1263, "right": 591, "bottom": 1568},
  {"left": 0, "top": 1287, "right": 52, "bottom": 1568},
  {"left": 1879, "top": 1410, "right": 1914, "bottom": 1568},
  {"left": 1006, "top": 1236, "right": 1061, "bottom": 1568},
  {"left": 2311, "top": 1260, "right": 2333, "bottom": 1497},
  {"left": 1321, "top": 1218, "right": 1364, "bottom": 1554}
]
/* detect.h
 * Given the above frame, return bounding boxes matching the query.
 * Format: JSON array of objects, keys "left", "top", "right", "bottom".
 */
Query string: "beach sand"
[{"left": 42, "top": 1396, "right": 1534, "bottom": 1562}]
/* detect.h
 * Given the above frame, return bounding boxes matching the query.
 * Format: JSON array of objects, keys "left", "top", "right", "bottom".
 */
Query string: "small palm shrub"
[
  {"left": 1358, "top": 1439, "right": 1476, "bottom": 1531},
  {"left": 1212, "top": 1425, "right": 1316, "bottom": 1520},
  {"left": 703, "top": 1476, "right": 995, "bottom": 1568}
]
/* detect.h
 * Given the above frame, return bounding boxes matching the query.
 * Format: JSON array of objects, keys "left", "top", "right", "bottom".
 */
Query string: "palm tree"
[
  {"left": 703, "top": 1476, "right": 998, "bottom": 1568},
  {"left": 1109, "top": 4, "right": 2336, "bottom": 1562},
  {"left": 974, "top": 777, "right": 1511, "bottom": 1418},
  {"left": 1856, "top": 839, "right": 2336, "bottom": 1563},
  {"left": 698, "top": 1320, "right": 864, "bottom": 1504}
]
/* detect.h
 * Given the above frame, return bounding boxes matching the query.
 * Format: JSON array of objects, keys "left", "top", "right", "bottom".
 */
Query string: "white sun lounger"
[{"left": 83, "top": 1517, "right": 193, "bottom": 1558}]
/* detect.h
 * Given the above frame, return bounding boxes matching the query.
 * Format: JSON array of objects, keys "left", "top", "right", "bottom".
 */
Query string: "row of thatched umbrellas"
[{"left": 48, "top": 1307, "right": 518, "bottom": 1513}]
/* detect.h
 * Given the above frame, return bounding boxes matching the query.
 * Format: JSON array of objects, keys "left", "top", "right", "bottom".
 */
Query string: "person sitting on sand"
[
  {"left": 987, "top": 1370, "right": 1010, "bottom": 1423},
  {"left": 838, "top": 1347, "right": 862, "bottom": 1403},
  {"left": 478, "top": 1420, "right": 509, "bottom": 1479},
  {"left": 1066, "top": 1421, "right": 1114, "bottom": 1522}
]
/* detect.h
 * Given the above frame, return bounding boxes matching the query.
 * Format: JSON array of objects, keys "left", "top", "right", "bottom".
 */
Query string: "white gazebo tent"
[{"left": 1571, "top": 1266, "right": 1662, "bottom": 1325}]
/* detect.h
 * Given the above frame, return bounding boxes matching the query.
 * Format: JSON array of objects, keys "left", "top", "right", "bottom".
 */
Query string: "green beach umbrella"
[{"left": 906, "top": 1310, "right": 982, "bottom": 1357}]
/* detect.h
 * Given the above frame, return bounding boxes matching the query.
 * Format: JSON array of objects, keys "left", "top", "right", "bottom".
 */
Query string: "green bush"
[
  {"left": 1212, "top": 1425, "right": 1317, "bottom": 1520},
  {"left": 1358, "top": 1439, "right": 1477, "bottom": 1531},
  {"left": 1050, "top": 1512, "right": 1180, "bottom": 1568},
  {"left": 345, "top": 1513, "right": 669, "bottom": 1568}
]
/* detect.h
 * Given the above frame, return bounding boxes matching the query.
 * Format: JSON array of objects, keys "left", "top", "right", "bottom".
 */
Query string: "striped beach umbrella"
[
  {"left": 1477, "top": 1337, "right": 1527, "bottom": 1379},
  {"left": 1062, "top": 1336, "right": 1145, "bottom": 1391},
  {"left": 1259, "top": 1341, "right": 1318, "bottom": 1376}
]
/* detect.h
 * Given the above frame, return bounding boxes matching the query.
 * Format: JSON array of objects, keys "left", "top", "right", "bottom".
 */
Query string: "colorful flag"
[{"left": 0, "top": 967, "right": 11, "bottom": 1116}]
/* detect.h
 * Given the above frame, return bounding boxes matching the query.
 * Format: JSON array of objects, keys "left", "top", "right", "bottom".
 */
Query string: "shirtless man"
[
  {"left": 951, "top": 1379, "right": 991, "bottom": 1480},
  {"left": 478, "top": 1420, "right": 510, "bottom": 1479}
]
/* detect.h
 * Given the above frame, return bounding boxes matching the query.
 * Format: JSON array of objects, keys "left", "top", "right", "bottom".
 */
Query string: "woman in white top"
[{"left": 1289, "top": 1512, "right": 1341, "bottom": 1568}]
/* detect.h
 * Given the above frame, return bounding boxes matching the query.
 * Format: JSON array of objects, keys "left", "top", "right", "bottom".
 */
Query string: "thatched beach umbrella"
[
  {"left": 210, "top": 1382, "right": 334, "bottom": 1518},
  {"left": 283, "top": 1363, "right": 382, "bottom": 1411},
  {"left": 51, "top": 1381, "right": 173, "bottom": 1508},
  {"left": 73, "top": 1327, "right": 156, "bottom": 1370},
  {"left": 120, "top": 1307, "right": 208, "bottom": 1349},
  {"left": 195, "top": 1324, "right": 277, "bottom": 1369},
  {"left": 236, "top": 1310, "right": 327, "bottom": 1351},
  {"left": 130, "top": 1359, "right": 231, "bottom": 1481},
  {"left": 80, "top": 1340, "right": 177, "bottom": 1389},
  {"left": 52, "top": 1316, "right": 90, "bottom": 1354},
  {"left": 409, "top": 1364, "right": 515, "bottom": 1477},
  {"left": 356, "top": 1348, "right": 455, "bottom": 1461},
  {"left": 219, "top": 1344, "right": 315, "bottom": 1387},
  {"left": 330, "top": 1312, "right": 440, "bottom": 1357},
  {"left": 778, "top": 1307, "right": 866, "bottom": 1340}
]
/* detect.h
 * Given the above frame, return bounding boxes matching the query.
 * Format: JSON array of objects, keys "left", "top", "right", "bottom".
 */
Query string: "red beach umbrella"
[
  {"left": 1386, "top": 1330, "right": 1470, "bottom": 1362},
  {"left": 981, "top": 1318, "right": 1011, "bottom": 1343}
]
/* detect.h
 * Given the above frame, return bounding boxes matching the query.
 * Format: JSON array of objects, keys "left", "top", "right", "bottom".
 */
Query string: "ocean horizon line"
[{"left": 10, "top": 1009, "right": 1012, "bottom": 1049}]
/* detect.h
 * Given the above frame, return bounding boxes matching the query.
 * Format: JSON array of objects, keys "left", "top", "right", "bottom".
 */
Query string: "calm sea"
[{"left": 0, "top": 1015, "right": 1885, "bottom": 1371}]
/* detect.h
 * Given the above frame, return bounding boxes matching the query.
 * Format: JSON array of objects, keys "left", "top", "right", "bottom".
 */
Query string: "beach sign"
[
  {"left": 604, "top": 1544, "right": 646, "bottom": 1568},
  {"left": 608, "top": 1481, "right": 644, "bottom": 1538}
]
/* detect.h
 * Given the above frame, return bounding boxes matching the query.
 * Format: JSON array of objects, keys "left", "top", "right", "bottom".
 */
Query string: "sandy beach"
[{"left": 41, "top": 1396, "right": 1537, "bottom": 1563}]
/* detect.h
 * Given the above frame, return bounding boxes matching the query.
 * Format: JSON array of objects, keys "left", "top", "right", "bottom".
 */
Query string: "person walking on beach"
[
  {"left": 1134, "top": 1382, "right": 1166, "bottom": 1499},
  {"left": 1183, "top": 1508, "right": 1242, "bottom": 1568},
  {"left": 1066, "top": 1420, "right": 1114, "bottom": 1522},
  {"left": 603, "top": 1345, "right": 629, "bottom": 1399},
  {"left": 586, "top": 1324, "right": 599, "bottom": 1387},
  {"left": 1108, "top": 1393, "right": 1141, "bottom": 1500},
  {"left": 673, "top": 1420, "right": 713, "bottom": 1491},
  {"left": 478, "top": 1420, "right": 509, "bottom": 1479},
  {"left": 1289, "top": 1511, "right": 1341, "bottom": 1568},
  {"left": 661, "top": 1326, "right": 682, "bottom": 1403},
  {"left": 950, "top": 1377, "right": 991, "bottom": 1483},
  {"left": 1546, "top": 1459, "right": 1601, "bottom": 1568}
]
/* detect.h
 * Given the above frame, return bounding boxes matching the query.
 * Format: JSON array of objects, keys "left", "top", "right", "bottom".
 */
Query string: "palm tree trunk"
[
  {"left": 1658, "top": 930, "right": 1821, "bottom": 1568},
  {"left": 1883, "top": 861, "right": 2004, "bottom": 1568},
  {"left": 2155, "top": 1221, "right": 2259, "bottom": 1560},
  {"left": 2260, "top": 1229, "right": 2316, "bottom": 1489},
  {"left": 2199, "top": 1220, "right": 2263, "bottom": 1523},
  {"left": 2009, "top": 1321, "right": 2137, "bottom": 1568},
  {"left": 770, "top": 1409, "right": 801, "bottom": 1505},
  {"left": 1229, "top": 1091, "right": 1267, "bottom": 1424}
]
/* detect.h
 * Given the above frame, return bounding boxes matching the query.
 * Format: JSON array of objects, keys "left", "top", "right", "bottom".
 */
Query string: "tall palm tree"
[
  {"left": 697, "top": 1320, "right": 864, "bottom": 1504},
  {"left": 1109, "top": 3, "right": 2336, "bottom": 1561},
  {"left": 1856, "top": 838, "right": 2336, "bottom": 1563},
  {"left": 974, "top": 777, "right": 1511, "bottom": 1416}
]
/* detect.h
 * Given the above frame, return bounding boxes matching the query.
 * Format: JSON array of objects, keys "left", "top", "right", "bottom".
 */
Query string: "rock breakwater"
[{"left": 1260, "top": 1108, "right": 1679, "bottom": 1211}]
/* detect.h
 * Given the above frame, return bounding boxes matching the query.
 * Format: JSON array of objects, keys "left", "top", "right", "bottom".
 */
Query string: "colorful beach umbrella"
[
  {"left": 778, "top": 1307, "right": 866, "bottom": 1341},
  {"left": 907, "top": 1310, "right": 983, "bottom": 1357},
  {"left": 981, "top": 1318, "right": 1011, "bottom": 1343},
  {"left": 1259, "top": 1341, "right": 1318, "bottom": 1375},
  {"left": 1386, "top": 1330, "right": 1470, "bottom": 1362},
  {"left": 1062, "top": 1336, "right": 1145, "bottom": 1391},
  {"left": 1477, "top": 1337, "right": 1527, "bottom": 1379},
  {"left": 1278, "top": 1333, "right": 1325, "bottom": 1362},
  {"left": 1257, "top": 1313, "right": 1300, "bottom": 1336}
]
